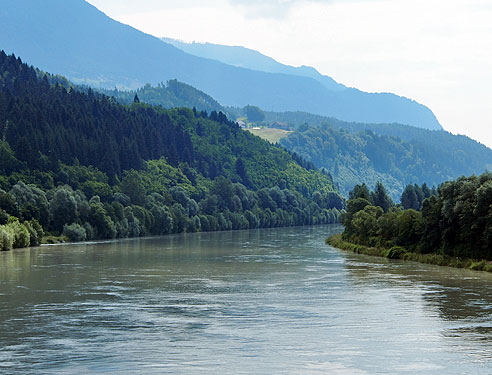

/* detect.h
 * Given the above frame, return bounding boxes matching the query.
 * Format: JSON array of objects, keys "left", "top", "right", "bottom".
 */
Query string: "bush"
[
  {"left": 386, "top": 246, "right": 407, "bottom": 259},
  {"left": 83, "top": 222, "right": 95, "bottom": 240},
  {"left": 0, "top": 209, "right": 9, "bottom": 224},
  {"left": 62, "top": 223, "right": 87, "bottom": 242},
  {"left": 0, "top": 225, "right": 14, "bottom": 251},
  {"left": 24, "top": 219, "right": 44, "bottom": 246},
  {"left": 7, "top": 221, "right": 31, "bottom": 248}
]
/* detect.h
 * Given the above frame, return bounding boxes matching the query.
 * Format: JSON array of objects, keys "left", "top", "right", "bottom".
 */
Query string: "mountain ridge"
[
  {"left": 0, "top": 0, "right": 441, "bottom": 130},
  {"left": 161, "top": 37, "right": 346, "bottom": 92}
]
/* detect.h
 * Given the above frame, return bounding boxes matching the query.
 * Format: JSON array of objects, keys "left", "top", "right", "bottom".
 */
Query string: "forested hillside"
[
  {"left": 0, "top": 51, "right": 344, "bottom": 250},
  {"left": 280, "top": 125, "right": 492, "bottom": 199},
  {"left": 95, "top": 80, "right": 492, "bottom": 201}
]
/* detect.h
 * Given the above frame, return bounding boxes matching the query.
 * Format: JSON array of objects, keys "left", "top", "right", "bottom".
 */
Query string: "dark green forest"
[
  {"left": 337, "top": 174, "right": 492, "bottom": 264},
  {"left": 0, "top": 51, "right": 344, "bottom": 250},
  {"left": 279, "top": 124, "right": 492, "bottom": 200}
]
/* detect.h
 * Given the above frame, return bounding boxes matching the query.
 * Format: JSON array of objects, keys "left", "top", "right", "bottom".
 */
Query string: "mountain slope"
[
  {"left": 86, "top": 78, "right": 491, "bottom": 200},
  {"left": 0, "top": 50, "right": 344, "bottom": 245},
  {"left": 0, "top": 0, "right": 441, "bottom": 130},
  {"left": 279, "top": 125, "right": 492, "bottom": 200},
  {"left": 162, "top": 38, "right": 345, "bottom": 92}
]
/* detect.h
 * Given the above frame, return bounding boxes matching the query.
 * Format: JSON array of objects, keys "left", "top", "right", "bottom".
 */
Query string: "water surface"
[{"left": 1, "top": 225, "right": 491, "bottom": 374}]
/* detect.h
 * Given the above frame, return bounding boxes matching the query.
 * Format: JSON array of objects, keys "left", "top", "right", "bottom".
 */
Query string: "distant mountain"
[
  {"left": 0, "top": 0, "right": 442, "bottom": 130},
  {"left": 162, "top": 38, "right": 345, "bottom": 92}
]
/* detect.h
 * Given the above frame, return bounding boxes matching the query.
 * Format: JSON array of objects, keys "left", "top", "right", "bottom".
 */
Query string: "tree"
[
  {"left": 49, "top": 186, "right": 78, "bottom": 232},
  {"left": 244, "top": 105, "right": 265, "bottom": 122},
  {"left": 235, "top": 158, "right": 250, "bottom": 186},
  {"left": 401, "top": 184, "right": 419, "bottom": 210},
  {"left": 349, "top": 183, "right": 371, "bottom": 201},
  {"left": 121, "top": 170, "right": 146, "bottom": 206},
  {"left": 371, "top": 181, "right": 393, "bottom": 213}
]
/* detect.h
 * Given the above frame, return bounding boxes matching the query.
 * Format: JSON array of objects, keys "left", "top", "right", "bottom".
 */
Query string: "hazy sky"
[{"left": 86, "top": 0, "right": 492, "bottom": 148}]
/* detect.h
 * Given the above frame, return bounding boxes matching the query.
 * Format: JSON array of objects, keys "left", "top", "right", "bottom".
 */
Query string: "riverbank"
[{"left": 326, "top": 234, "right": 492, "bottom": 273}]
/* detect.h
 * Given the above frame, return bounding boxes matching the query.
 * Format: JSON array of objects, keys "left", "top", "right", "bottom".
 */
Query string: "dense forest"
[
  {"left": 0, "top": 51, "right": 344, "bottom": 251},
  {"left": 334, "top": 174, "right": 492, "bottom": 266},
  {"left": 279, "top": 124, "right": 492, "bottom": 200},
  {"left": 100, "top": 81, "right": 492, "bottom": 202}
]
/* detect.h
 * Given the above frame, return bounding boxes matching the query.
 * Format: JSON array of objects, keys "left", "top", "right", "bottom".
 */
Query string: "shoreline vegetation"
[
  {"left": 331, "top": 174, "right": 492, "bottom": 273},
  {"left": 326, "top": 234, "right": 492, "bottom": 273}
]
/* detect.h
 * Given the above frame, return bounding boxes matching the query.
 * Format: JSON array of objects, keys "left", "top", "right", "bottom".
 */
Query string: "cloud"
[{"left": 225, "top": 0, "right": 381, "bottom": 19}]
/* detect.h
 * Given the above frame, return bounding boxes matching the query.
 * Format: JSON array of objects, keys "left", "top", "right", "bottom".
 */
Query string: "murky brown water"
[{"left": 1, "top": 225, "right": 491, "bottom": 374}]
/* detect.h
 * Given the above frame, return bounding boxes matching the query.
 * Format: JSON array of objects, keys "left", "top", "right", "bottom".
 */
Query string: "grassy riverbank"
[{"left": 326, "top": 234, "right": 492, "bottom": 273}]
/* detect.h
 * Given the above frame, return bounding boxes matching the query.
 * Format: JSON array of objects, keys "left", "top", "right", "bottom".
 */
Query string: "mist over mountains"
[{"left": 0, "top": 0, "right": 441, "bottom": 130}]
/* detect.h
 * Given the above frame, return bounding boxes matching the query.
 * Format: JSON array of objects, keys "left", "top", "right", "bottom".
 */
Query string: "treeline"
[
  {"left": 0, "top": 51, "right": 345, "bottom": 249},
  {"left": 0, "top": 159, "right": 343, "bottom": 248},
  {"left": 341, "top": 174, "right": 492, "bottom": 261}
]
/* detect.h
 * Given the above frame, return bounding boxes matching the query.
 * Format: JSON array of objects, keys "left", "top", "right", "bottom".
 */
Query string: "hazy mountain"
[
  {"left": 0, "top": 0, "right": 441, "bottom": 130},
  {"left": 162, "top": 38, "right": 345, "bottom": 92}
]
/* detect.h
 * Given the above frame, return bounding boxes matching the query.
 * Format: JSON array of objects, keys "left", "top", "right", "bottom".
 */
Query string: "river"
[{"left": 1, "top": 225, "right": 491, "bottom": 374}]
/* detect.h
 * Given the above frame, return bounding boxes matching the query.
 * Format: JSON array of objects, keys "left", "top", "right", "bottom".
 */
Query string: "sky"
[{"left": 86, "top": 0, "right": 492, "bottom": 148}]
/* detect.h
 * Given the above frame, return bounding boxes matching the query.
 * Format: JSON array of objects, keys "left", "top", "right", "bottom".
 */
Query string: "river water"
[{"left": 1, "top": 225, "right": 491, "bottom": 374}]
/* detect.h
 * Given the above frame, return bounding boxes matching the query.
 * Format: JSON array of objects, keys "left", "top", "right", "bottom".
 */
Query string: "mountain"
[
  {"left": 84, "top": 77, "right": 491, "bottom": 200},
  {"left": 162, "top": 38, "right": 345, "bottom": 92},
  {"left": 0, "top": 0, "right": 441, "bottom": 130},
  {"left": 0, "top": 50, "right": 344, "bottom": 247}
]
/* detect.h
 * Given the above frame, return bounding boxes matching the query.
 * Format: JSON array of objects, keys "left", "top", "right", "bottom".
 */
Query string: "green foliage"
[
  {"left": 0, "top": 225, "right": 14, "bottom": 251},
  {"left": 99, "top": 80, "right": 226, "bottom": 115},
  {"left": 371, "top": 181, "right": 394, "bottom": 213},
  {"left": 0, "top": 50, "right": 347, "bottom": 249},
  {"left": 7, "top": 221, "right": 30, "bottom": 249},
  {"left": 121, "top": 170, "right": 147, "bottom": 206},
  {"left": 280, "top": 124, "right": 492, "bottom": 201},
  {"left": 244, "top": 105, "right": 265, "bottom": 123},
  {"left": 342, "top": 174, "right": 492, "bottom": 262},
  {"left": 25, "top": 219, "right": 43, "bottom": 246},
  {"left": 385, "top": 246, "right": 407, "bottom": 259},
  {"left": 62, "top": 223, "right": 87, "bottom": 242}
]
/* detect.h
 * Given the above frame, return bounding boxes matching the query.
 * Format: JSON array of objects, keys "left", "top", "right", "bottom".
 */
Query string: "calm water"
[{"left": 1, "top": 225, "right": 492, "bottom": 374}]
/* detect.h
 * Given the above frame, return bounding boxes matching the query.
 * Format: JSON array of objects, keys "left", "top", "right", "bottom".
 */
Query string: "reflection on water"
[{"left": 0, "top": 225, "right": 491, "bottom": 374}]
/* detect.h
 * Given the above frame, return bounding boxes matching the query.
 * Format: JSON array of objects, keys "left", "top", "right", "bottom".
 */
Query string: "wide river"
[{"left": 1, "top": 225, "right": 492, "bottom": 374}]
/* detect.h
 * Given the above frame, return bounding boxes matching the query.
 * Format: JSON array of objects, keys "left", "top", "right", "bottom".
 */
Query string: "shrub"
[
  {"left": 0, "top": 225, "right": 14, "bottom": 251},
  {"left": 24, "top": 220, "right": 44, "bottom": 247},
  {"left": 386, "top": 246, "right": 407, "bottom": 259},
  {"left": 83, "top": 222, "right": 95, "bottom": 240},
  {"left": 0, "top": 209, "right": 9, "bottom": 225},
  {"left": 62, "top": 223, "right": 87, "bottom": 242},
  {"left": 7, "top": 221, "right": 31, "bottom": 248}
]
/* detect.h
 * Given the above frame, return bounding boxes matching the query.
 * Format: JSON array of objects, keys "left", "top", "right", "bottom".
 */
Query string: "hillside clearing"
[{"left": 246, "top": 128, "right": 293, "bottom": 143}]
